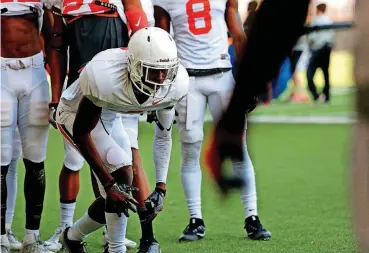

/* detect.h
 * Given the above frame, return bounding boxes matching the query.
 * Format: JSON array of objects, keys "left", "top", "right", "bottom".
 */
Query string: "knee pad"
[
  {"left": 64, "top": 142, "right": 84, "bottom": 171},
  {"left": 178, "top": 126, "right": 204, "bottom": 144},
  {"left": 22, "top": 137, "right": 48, "bottom": 163},
  {"left": 180, "top": 142, "right": 202, "bottom": 173}
]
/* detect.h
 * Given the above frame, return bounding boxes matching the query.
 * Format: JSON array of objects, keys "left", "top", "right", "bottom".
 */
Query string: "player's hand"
[
  {"left": 205, "top": 119, "right": 245, "bottom": 195},
  {"left": 142, "top": 187, "right": 166, "bottom": 223},
  {"left": 48, "top": 102, "right": 58, "bottom": 129},
  {"left": 106, "top": 183, "right": 139, "bottom": 217}
]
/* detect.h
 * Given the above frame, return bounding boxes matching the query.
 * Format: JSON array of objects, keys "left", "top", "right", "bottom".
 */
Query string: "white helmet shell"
[{"left": 127, "top": 27, "right": 179, "bottom": 98}]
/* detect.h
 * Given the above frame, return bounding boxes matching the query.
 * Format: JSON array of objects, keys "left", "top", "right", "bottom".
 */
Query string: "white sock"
[
  {"left": 232, "top": 138, "right": 258, "bottom": 219},
  {"left": 180, "top": 142, "right": 203, "bottom": 219},
  {"left": 105, "top": 212, "right": 127, "bottom": 253},
  {"left": 67, "top": 213, "right": 104, "bottom": 241},
  {"left": 6, "top": 158, "right": 18, "bottom": 226},
  {"left": 60, "top": 202, "right": 76, "bottom": 227},
  {"left": 24, "top": 229, "right": 39, "bottom": 237}
]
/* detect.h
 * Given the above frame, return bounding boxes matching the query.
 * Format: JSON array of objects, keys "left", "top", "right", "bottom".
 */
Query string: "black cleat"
[
  {"left": 137, "top": 238, "right": 161, "bottom": 253},
  {"left": 245, "top": 215, "right": 272, "bottom": 241},
  {"left": 178, "top": 218, "right": 206, "bottom": 242},
  {"left": 60, "top": 227, "right": 88, "bottom": 253}
]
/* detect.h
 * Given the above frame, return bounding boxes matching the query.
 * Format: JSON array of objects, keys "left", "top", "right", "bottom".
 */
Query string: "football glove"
[
  {"left": 106, "top": 183, "right": 139, "bottom": 217},
  {"left": 142, "top": 187, "right": 166, "bottom": 223},
  {"left": 48, "top": 102, "right": 58, "bottom": 129}
]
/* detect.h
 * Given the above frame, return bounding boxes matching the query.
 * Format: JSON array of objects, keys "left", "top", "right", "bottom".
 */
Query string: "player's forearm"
[
  {"left": 153, "top": 126, "right": 172, "bottom": 190},
  {"left": 73, "top": 97, "right": 115, "bottom": 188},
  {"left": 226, "top": 0, "right": 246, "bottom": 64},
  {"left": 152, "top": 108, "right": 175, "bottom": 189},
  {"left": 49, "top": 10, "right": 67, "bottom": 104},
  {"left": 154, "top": 6, "right": 171, "bottom": 33},
  {"left": 231, "top": 34, "right": 246, "bottom": 64},
  {"left": 49, "top": 48, "right": 67, "bottom": 103}
]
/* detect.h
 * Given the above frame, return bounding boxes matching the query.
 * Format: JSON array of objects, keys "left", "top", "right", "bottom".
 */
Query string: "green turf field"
[{"left": 10, "top": 118, "right": 358, "bottom": 252}]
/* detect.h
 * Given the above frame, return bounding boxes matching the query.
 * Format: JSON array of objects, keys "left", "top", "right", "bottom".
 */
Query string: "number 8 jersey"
[{"left": 153, "top": 0, "right": 231, "bottom": 70}]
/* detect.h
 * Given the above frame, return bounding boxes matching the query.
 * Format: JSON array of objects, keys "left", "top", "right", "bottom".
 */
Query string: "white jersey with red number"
[
  {"left": 62, "top": 0, "right": 154, "bottom": 27},
  {"left": 153, "top": 0, "right": 231, "bottom": 70},
  {"left": 1, "top": 0, "right": 44, "bottom": 29},
  {"left": 60, "top": 48, "right": 189, "bottom": 113}
]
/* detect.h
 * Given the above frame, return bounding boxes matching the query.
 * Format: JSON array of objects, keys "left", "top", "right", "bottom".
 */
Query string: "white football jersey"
[
  {"left": 61, "top": 48, "right": 189, "bottom": 113},
  {"left": 153, "top": 0, "right": 231, "bottom": 70}
]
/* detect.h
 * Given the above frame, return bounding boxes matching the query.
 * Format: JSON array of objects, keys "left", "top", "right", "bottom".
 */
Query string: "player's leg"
[
  {"left": 207, "top": 70, "right": 271, "bottom": 240},
  {"left": 0, "top": 64, "right": 18, "bottom": 253},
  {"left": 59, "top": 109, "right": 134, "bottom": 253},
  {"left": 306, "top": 51, "right": 320, "bottom": 101},
  {"left": 16, "top": 52, "right": 51, "bottom": 252},
  {"left": 44, "top": 141, "right": 84, "bottom": 251},
  {"left": 176, "top": 76, "right": 207, "bottom": 242},
  {"left": 321, "top": 45, "right": 332, "bottom": 103},
  {"left": 5, "top": 129, "right": 22, "bottom": 250},
  {"left": 105, "top": 115, "right": 138, "bottom": 250}
]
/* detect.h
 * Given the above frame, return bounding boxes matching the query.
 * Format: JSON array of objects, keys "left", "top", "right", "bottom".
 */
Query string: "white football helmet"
[{"left": 127, "top": 27, "right": 180, "bottom": 98}]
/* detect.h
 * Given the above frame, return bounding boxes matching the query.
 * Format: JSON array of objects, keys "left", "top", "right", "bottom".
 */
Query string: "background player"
[
  {"left": 153, "top": 0, "right": 271, "bottom": 241},
  {"left": 1, "top": 0, "right": 52, "bottom": 252}
]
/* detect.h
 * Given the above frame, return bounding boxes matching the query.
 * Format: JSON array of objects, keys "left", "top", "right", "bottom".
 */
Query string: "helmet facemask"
[{"left": 128, "top": 55, "right": 180, "bottom": 99}]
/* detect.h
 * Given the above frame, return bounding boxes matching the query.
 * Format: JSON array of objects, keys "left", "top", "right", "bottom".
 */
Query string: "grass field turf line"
[{"left": 10, "top": 123, "right": 358, "bottom": 253}]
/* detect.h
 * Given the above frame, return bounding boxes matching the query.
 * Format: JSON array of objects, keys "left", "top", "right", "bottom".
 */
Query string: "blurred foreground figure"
[
  {"left": 205, "top": 0, "right": 310, "bottom": 192},
  {"left": 352, "top": 0, "right": 369, "bottom": 251}
]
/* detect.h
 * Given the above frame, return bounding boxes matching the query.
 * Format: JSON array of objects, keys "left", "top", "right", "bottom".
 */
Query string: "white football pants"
[
  {"left": 1, "top": 52, "right": 49, "bottom": 165},
  {"left": 175, "top": 70, "right": 258, "bottom": 219}
]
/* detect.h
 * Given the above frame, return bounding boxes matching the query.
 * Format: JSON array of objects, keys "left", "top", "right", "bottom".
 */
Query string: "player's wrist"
[
  {"left": 103, "top": 178, "right": 116, "bottom": 192},
  {"left": 49, "top": 102, "right": 59, "bottom": 108},
  {"left": 155, "top": 182, "right": 166, "bottom": 196},
  {"left": 125, "top": 8, "right": 148, "bottom": 34}
]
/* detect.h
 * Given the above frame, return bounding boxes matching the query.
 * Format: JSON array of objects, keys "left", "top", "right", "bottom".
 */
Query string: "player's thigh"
[
  {"left": 56, "top": 102, "right": 84, "bottom": 168},
  {"left": 0, "top": 69, "right": 17, "bottom": 166},
  {"left": 207, "top": 71, "right": 235, "bottom": 123},
  {"left": 175, "top": 76, "right": 207, "bottom": 143},
  {"left": 121, "top": 114, "right": 139, "bottom": 149},
  {"left": 111, "top": 115, "right": 133, "bottom": 157},
  {"left": 90, "top": 115, "right": 132, "bottom": 174},
  {"left": 18, "top": 63, "right": 50, "bottom": 163}
]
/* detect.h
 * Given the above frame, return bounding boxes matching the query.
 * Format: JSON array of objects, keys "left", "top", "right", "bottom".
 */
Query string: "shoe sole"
[
  {"left": 178, "top": 233, "right": 205, "bottom": 242},
  {"left": 249, "top": 231, "right": 272, "bottom": 241}
]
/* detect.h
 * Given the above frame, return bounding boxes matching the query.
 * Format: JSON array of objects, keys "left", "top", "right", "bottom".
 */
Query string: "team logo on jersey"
[{"left": 220, "top": 54, "right": 229, "bottom": 60}]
